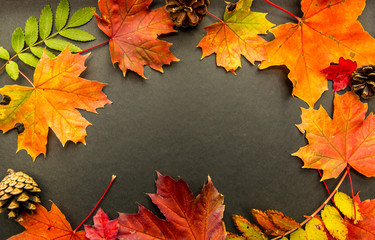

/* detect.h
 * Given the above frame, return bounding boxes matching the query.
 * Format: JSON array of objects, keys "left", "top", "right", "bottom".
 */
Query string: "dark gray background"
[{"left": 1, "top": 0, "right": 375, "bottom": 238}]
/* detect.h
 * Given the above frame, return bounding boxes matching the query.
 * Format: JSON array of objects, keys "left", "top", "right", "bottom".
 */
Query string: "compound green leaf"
[
  {"left": 45, "top": 38, "right": 81, "bottom": 52},
  {"left": 39, "top": 4, "right": 53, "bottom": 39},
  {"left": 19, "top": 53, "right": 39, "bottom": 68},
  {"left": 6, "top": 61, "right": 19, "bottom": 80},
  {"left": 55, "top": 0, "right": 70, "bottom": 31},
  {"left": 25, "top": 16, "right": 38, "bottom": 46},
  {"left": 0, "top": 47, "right": 10, "bottom": 60},
  {"left": 59, "top": 29, "right": 95, "bottom": 42},
  {"left": 30, "top": 46, "right": 56, "bottom": 59},
  {"left": 67, "top": 7, "right": 95, "bottom": 28},
  {"left": 11, "top": 28, "right": 25, "bottom": 53}
]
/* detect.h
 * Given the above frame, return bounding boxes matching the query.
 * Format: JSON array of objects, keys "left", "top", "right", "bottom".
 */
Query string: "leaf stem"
[
  {"left": 318, "top": 170, "right": 335, "bottom": 206},
  {"left": 19, "top": 70, "right": 35, "bottom": 88},
  {"left": 78, "top": 39, "right": 110, "bottom": 54},
  {"left": 263, "top": 0, "right": 300, "bottom": 21},
  {"left": 206, "top": 10, "right": 224, "bottom": 23},
  {"left": 73, "top": 175, "right": 117, "bottom": 233},
  {"left": 271, "top": 171, "right": 348, "bottom": 240},
  {"left": 346, "top": 166, "right": 357, "bottom": 223}
]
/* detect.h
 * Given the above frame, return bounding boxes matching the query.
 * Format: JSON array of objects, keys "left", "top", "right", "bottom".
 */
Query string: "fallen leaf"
[
  {"left": 197, "top": 0, "right": 274, "bottom": 73},
  {"left": 117, "top": 172, "right": 226, "bottom": 239},
  {"left": 259, "top": 0, "right": 375, "bottom": 106},
  {"left": 85, "top": 208, "right": 119, "bottom": 240},
  {"left": 94, "top": 0, "right": 179, "bottom": 78},
  {"left": 0, "top": 47, "right": 111, "bottom": 160},
  {"left": 321, "top": 57, "right": 357, "bottom": 92},
  {"left": 293, "top": 91, "right": 375, "bottom": 180},
  {"left": 8, "top": 203, "right": 87, "bottom": 240}
]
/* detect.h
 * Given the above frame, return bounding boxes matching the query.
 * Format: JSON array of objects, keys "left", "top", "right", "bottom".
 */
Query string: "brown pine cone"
[
  {"left": 351, "top": 65, "right": 375, "bottom": 99},
  {"left": 166, "top": 0, "right": 210, "bottom": 28},
  {"left": 0, "top": 169, "right": 41, "bottom": 218}
]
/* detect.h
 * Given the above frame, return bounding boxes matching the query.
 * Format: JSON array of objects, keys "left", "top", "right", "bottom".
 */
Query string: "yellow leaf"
[
  {"left": 321, "top": 205, "right": 347, "bottom": 240},
  {"left": 305, "top": 217, "right": 328, "bottom": 240},
  {"left": 290, "top": 228, "right": 308, "bottom": 240},
  {"left": 334, "top": 192, "right": 362, "bottom": 221}
]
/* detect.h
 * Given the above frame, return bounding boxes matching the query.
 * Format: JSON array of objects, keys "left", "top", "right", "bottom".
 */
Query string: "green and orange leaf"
[
  {"left": 198, "top": 0, "right": 274, "bottom": 73},
  {"left": 0, "top": 47, "right": 111, "bottom": 160}
]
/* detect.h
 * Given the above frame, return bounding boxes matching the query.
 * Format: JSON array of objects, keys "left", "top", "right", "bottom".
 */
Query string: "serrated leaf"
[
  {"left": 30, "top": 46, "right": 56, "bottom": 59},
  {"left": 67, "top": 7, "right": 95, "bottom": 28},
  {"left": 45, "top": 38, "right": 81, "bottom": 52},
  {"left": 226, "top": 233, "right": 247, "bottom": 240},
  {"left": 55, "top": 0, "right": 70, "bottom": 31},
  {"left": 0, "top": 47, "right": 10, "bottom": 60},
  {"left": 11, "top": 28, "right": 25, "bottom": 53},
  {"left": 84, "top": 208, "right": 119, "bottom": 240},
  {"left": 39, "top": 4, "right": 53, "bottom": 39},
  {"left": 5, "top": 61, "right": 19, "bottom": 80},
  {"left": 290, "top": 228, "right": 307, "bottom": 240},
  {"left": 18, "top": 53, "right": 39, "bottom": 68},
  {"left": 305, "top": 217, "right": 328, "bottom": 240},
  {"left": 321, "top": 205, "right": 347, "bottom": 240},
  {"left": 232, "top": 215, "right": 268, "bottom": 240},
  {"left": 59, "top": 29, "right": 95, "bottom": 42},
  {"left": 25, "top": 16, "right": 38, "bottom": 46},
  {"left": 334, "top": 192, "right": 362, "bottom": 221}
]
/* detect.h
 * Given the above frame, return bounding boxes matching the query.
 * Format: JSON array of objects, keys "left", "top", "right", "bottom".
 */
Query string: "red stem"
[
  {"left": 19, "top": 70, "right": 35, "bottom": 88},
  {"left": 346, "top": 166, "right": 357, "bottom": 223},
  {"left": 206, "top": 10, "right": 224, "bottom": 23},
  {"left": 271, "top": 171, "right": 348, "bottom": 240},
  {"left": 78, "top": 39, "right": 111, "bottom": 54},
  {"left": 263, "top": 0, "right": 300, "bottom": 21},
  {"left": 73, "top": 175, "right": 117, "bottom": 233},
  {"left": 318, "top": 170, "right": 336, "bottom": 206}
]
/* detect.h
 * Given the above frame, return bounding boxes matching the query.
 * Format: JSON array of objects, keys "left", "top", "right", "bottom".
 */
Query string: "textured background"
[{"left": 1, "top": 0, "right": 375, "bottom": 238}]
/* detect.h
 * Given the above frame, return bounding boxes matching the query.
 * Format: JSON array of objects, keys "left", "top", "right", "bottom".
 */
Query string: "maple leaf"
[
  {"left": 293, "top": 91, "right": 375, "bottom": 180},
  {"left": 84, "top": 208, "right": 119, "bottom": 240},
  {"left": 94, "top": 0, "right": 179, "bottom": 78},
  {"left": 8, "top": 203, "right": 87, "bottom": 240},
  {"left": 197, "top": 0, "right": 274, "bottom": 73},
  {"left": 259, "top": 0, "right": 375, "bottom": 107},
  {"left": 0, "top": 47, "right": 111, "bottom": 160},
  {"left": 117, "top": 172, "right": 226, "bottom": 239},
  {"left": 321, "top": 57, "right": 357, "bottom": 92}
]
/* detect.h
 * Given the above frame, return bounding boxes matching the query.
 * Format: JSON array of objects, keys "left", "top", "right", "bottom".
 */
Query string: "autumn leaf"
[
  {"left": 321, "top": 57, "right": 357, "bottom": 92},
  {"left": 293, "top": 91, "right": 375, "bottom": 180},
  {"left": 117, "top": 172, "right": 226, "bottom": 239},
  {"left": 94, "top": 0, "right": 179, "bottom": 78},
  {"left": 85, "top": 208, "right": 119, "bottom": 240},
  {"left": 259, "top": 0, "right": 375, "bottom": 107},
  {"left": 197, "top": 0, "right": 274, "bottom": 73},
  {"left": 8, "top": 203, "right": 87, "bottom": 240},
  {"left": 0, "top": 47, "right": 111, "bottom": 160}
]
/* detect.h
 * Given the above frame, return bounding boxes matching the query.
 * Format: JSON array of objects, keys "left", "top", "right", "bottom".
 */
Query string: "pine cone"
[
  {"left": 166, "top": 0, "right": 210, "bottom": 28},
  {"left": 0, "top": 169, "right": 41, "bottom": 218},
  {"left": 351, "top": 65, "right": 375, "bottom": 99}
]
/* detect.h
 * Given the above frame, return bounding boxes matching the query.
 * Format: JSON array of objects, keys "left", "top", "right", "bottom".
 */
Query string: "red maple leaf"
[
  {"left": 85, "top": 208, "right": 119, "bottom": 240},
  {"left": 94, "top": 0, "right": 179, "bottom": 78},
  {"left": 321, "top": 57, "right": 357, "bottom": 92},
  {"left": 117, "top": 172, "right": 226, "bottom": 239}
]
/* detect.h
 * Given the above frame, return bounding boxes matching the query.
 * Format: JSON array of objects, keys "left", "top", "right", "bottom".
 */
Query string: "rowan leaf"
[
  {"left": 0, "top": 47, "right": 10, "bottom": 60},
  {"left": 39, "top": 4, "right": 53, "bottom": 39},
  {"left": 5, "top": 61, "right": 19, "bottom": 80},
  {"left": 55, "top": 0, "right": 70, "bottom": 31},
  {"left": 8, "top": 203, "right": 87, "bottom": 240},
  {"left": 11, "top": 28, "right": 25, "bottom": 53},
  {"left": 24, "top": 16, "right": 38, "bottom": 46},
  {"left": 293, "top": 91, "right": 375, "bottom": 180},
  {"left": 60, "top": 28, "right": 96, "bottom": 42},
  {"left": 45, "top": 38, "right": 81, "bottom": 52},
  {"left": 117, "top": 173, "right": 226, "bottom": 239},
  {"left": 18, "top": 53, "right": 39, "bottom": 68},
  {"left": 304, "top": 217, "right": 329, "bottom": 240},
  {"left": 0, "top": 47, "right": 111, "bottom": 160},
  {"left": 197, "top": 0, "right": 274, "bottom": 73},
  {"left": 321, "top": 205, "right": 347, "bottom": 240},
  {"left": 30, "top": 46, "right": 56, "bottom": 59},
  {"left": 259, "top": 0, "right": 375, "bottom": 107},
  {"left": 94, "top": 0, "right": 179, "bottom": 78},
  {"left": 334, "top": 192, "right": 362, "bottom": 221},
  {"left": 232, "top": 215, "right": 268, "bottom": 240},
  {"left": 321, "top": 57, "right": 357, "bottom": 92},
  {"left": 67, "top": 7, "right": 95, "bottom": 28},
  {"left": 289, "top": 228, "right": 307, "bottom": 240},
  {"left": 85, "top": 208, "right": 119, "bottom": 240}
]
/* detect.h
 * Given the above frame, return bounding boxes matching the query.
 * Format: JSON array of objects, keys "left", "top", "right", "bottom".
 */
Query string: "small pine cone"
[
  {"left": 0, "top": 169, "right": 41, "bottom": 218},
  {"left": 351, "top": 65, "right": 375, "bottom": 99},
  {"left": 166, "top": 0, "right": 210, "bottom": 28}
]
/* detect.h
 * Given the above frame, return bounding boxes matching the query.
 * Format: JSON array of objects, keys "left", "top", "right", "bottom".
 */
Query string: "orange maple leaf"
[
  {"left": 118, "top": 172, "right": 226, "bottom": 239},
  {"left": 293, "top": 91, "right": 375, "bottom": 180},
  {"left": 198, "top": 0, "right": 274, "bottom": 73},
  {"left": 0, "top": 48, "right": 111, "bottom": 161},
  {"left": 8, "top": 203, "right": 87, "bottom": 240},
  {"left": 94, "top": 0, "right": 179, "bottom": 78},
  {"left": 259, "top": 0, "right": 375, "bottom": 107}
]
